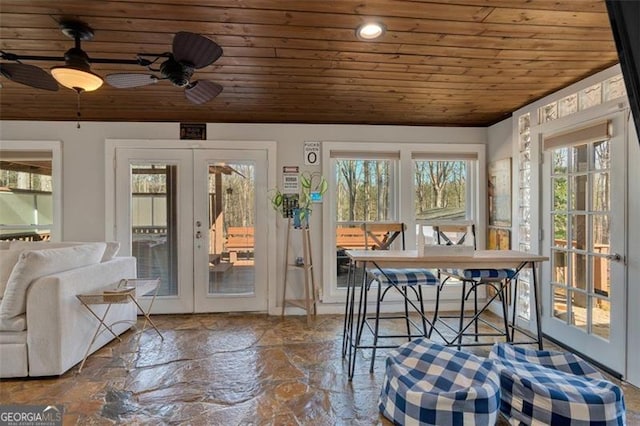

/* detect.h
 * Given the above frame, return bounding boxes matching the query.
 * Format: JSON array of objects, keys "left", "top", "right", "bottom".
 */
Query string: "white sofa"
[{"left": 0, "top": 241, "right": 137, "bottom": 377}]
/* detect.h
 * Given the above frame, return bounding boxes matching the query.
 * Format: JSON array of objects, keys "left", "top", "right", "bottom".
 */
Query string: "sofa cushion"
[
  {"left": 9, "top": 240, "right": 119, "bottom": 262},
  {"left": 0, "top": 329, "right": 26, "bottom": 344},
  {"left": 0, "top": 243, "right": 106, "bottom": 327},
  {"left": 0, "top": 249, "right": 23, "bottom": 298},
  {"left": 0, "top": 315, "right": 26, "bottom": 332}
]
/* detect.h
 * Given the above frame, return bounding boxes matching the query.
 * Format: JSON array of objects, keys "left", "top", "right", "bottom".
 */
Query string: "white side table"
[{"left": 76, "top": 278, "right": 163, "bottom": 372}]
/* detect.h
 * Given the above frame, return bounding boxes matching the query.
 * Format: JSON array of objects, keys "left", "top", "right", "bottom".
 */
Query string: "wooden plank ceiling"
[{"left": 0, "top": 0, "right": 619, "bottom": 126}]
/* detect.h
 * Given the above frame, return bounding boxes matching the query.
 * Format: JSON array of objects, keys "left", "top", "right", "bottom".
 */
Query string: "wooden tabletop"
[{"left": 345, "top": 249, "right": 548, "bottom": 269}]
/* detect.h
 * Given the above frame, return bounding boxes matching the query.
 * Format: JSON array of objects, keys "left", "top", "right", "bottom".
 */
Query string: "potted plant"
[{"left": 268, "top": 171, "right": 328, "bottom": 228}]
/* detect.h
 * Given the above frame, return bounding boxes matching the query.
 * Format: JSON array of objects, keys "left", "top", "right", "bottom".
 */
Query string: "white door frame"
[
  {"left": 105, "top": 139, "right": 277, "bottom": 314},
  {"left": 540, "top": 110, "right": 627, "bottom": 375}
]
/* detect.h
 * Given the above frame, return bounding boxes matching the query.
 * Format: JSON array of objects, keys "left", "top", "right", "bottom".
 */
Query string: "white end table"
[{"left": 76, "top": 278, "right": 163, "bottom": 372}]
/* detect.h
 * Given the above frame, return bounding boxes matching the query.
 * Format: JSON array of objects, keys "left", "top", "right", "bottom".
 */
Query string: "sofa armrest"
[{"left": 26, "top": 257, "right": 137, "bottom": 376}]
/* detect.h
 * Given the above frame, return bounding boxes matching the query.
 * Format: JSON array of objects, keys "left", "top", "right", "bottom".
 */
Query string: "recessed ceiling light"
[{"left": 356, "top": 22, "right": 386, "bottom": 40}]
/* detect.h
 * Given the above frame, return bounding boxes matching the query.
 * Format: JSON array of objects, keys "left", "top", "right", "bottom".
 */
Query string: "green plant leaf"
[{"left": 318, "top": 178, "right": 328, "bottom": 195}]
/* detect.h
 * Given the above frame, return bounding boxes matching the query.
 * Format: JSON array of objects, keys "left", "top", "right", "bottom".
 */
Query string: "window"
[
  {"left": 414, "top": 160, "right": 467, "bottom": 221},
  {"left": 335, "top": 159, "right": 394, "bottom": 222},
  {"left": 538, "top": 74, "right": 626, "bottom": 125},
  {"left": 333, "top": 154, "right": 398, "bottom": 289},
  {"left": 323, "top": 142, "right": 484, "bottom": 301},
  {"left": 0, "top": 143, "right": 61, "bottom": 241}
]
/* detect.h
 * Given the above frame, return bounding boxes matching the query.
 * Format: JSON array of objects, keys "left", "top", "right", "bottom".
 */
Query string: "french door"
[
  {"left": 115, "top": 148, "right": 268, "bottom": 313},
  {"left": 541, "top": 112, "right": 627, "bottom": 374}
]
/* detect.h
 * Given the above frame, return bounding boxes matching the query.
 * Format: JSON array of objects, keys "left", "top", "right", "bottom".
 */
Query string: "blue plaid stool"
[
  {"left": 490, "top": 343, "right": 625, "bottom": 425},
  {"left": 379, "top": 339, "right": 500, "bottom": 426}
]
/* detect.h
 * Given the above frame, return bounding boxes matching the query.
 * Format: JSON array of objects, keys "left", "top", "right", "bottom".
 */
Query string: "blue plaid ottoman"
[
  {"left": 379, "top": 339, "right": 500, "bottom": 426},
  {"left": 490, "top": 343, "right": 625, "bottom": 425}
]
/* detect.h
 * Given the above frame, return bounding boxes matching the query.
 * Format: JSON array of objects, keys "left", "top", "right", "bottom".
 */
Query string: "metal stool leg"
[
  {"left": 403, "top": 287, "right": 411, "bottom": 341},
  {"left": 458, "top": 281, "right": 467, "bottom": 350},
  {"left": 418, "top": 286, "right": 428, "bottom": 336},
  {"left": 501, "top": 280, "right": 511, "bottom": 342},
  {"left": 370, "top": 281, "right": 383, "bottom": 373},
  {"left": 341, "top": 260, "right": 353, "bottom": 358}
]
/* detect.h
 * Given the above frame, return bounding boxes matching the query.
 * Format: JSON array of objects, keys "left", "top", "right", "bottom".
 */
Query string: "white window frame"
[
  {"left": 321, "top": 141, "right": 486, "bottom": 303},
  {"left": 0, "top": 140, "right": 62, "bottom": 241}
]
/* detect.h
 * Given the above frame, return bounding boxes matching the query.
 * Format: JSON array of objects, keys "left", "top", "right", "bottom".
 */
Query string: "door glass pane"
[
  {"left": 208, "top": 162, "right": 256, "bottom": 295},
  {"left": 571, "top": 214, "right": 587, "bottom": 250},
  {"left": 552, "top": 177, "right": 568, "bottom": 211},
  {"left": 571, "top": 253, "right": 587, "bottom": 290},
  {"left": 593, "top": 140, "right": 609, "bottom": 170},
  {"left": 592, "top": 173, "right": 610, "bottom": 211},
  {"left": 552, "top": 148, "right": 568, "bottom": 174},
  {"left": 592, "top": 214, "right": 610, "bottom": 250},
  {"left": 571, "top": 144, "right": 588, "bottom": 172},
  {"left": 552, "top": 250, "right": 568, "bottom": 284},
  {"left": 592, "top": 297, "right": 610, "bottom": 340},
  {"left": 131, "top": 164, "right": 178, "bottom": 296},
  {"left": 592, "top": 255, "right": 610, "bottom": 297},
  {"left": 0, "top": 153, "right": 53, "bottom": 241},
  {"left": 570, "top": 290, "right": 588, "bottom": 331},
  {"left": 553, "top": 285, "right": 567, "bottom": 321},
  {"left": 552, "top": 214, "right": 567, "bottom": 247},
  {"left": 570, "top": 175, "right": 588, "bottom": 211}
]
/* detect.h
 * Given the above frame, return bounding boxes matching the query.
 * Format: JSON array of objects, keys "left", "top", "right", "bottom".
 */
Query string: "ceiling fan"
[{"left": 0, "top": 19, "right": 224, "bottom": 104}]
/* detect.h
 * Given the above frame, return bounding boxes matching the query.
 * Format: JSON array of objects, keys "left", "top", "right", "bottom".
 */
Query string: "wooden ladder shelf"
[{"left": 281, "top": 219, "right": 317, "bottom": 325}]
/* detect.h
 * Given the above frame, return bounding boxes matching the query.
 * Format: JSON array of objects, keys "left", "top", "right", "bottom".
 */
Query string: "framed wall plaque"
[{"left": 180, "top": 123, "right": 206, "bottom": 140}]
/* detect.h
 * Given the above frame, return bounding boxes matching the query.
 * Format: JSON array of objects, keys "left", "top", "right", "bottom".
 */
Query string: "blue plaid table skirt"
[
  {"left": 379, "top": 339, "right": 500, "bottom": 426},
  {"left": 490, "top": 343, "right": 625, "bottom": 425}
]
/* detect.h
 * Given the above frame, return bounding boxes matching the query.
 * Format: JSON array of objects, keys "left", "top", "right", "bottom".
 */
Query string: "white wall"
[
  {"left": 0, "top": 122, "right": 487, "bottom": 242},
  {"left": 487, "top": 116, "right": 513, "bottom": 161}
]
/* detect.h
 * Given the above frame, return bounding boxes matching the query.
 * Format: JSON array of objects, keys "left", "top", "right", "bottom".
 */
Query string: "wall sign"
[
  {"left": 180, "top": 123, "right": 206, "bottom": 140},
  {"left": 282, "top": 166, "right": 299, "bottom": 194},
  {"left": 304, "top": 141, "right": 321, "bottom": 165}
]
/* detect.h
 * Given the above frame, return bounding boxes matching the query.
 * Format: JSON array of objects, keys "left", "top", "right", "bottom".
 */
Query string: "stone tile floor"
[{"left": 1, "top": 313, "right": 638, "bottom": 425}]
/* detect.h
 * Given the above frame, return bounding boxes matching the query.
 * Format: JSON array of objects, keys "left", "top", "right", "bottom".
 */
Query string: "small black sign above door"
[{"left": 180, "top": 123, "right": 206, "bottom": 140}]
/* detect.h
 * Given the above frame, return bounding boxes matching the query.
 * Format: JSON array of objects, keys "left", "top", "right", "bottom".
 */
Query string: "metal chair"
[
  {"left": 355, "top": 222, "right": 439, "bottom": 373},
  {"left": 431, "top": 223, "right": 515, "bottom": 348}
]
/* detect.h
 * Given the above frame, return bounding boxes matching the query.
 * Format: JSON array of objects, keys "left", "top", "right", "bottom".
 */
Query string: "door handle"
[{"left": 606, "top": 253, "right": 624, "bottom": 263}]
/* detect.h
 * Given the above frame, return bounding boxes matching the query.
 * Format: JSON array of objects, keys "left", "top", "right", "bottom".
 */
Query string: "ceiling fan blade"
[
  {"left": 185, "top": 80, "right": 223, "bottom": 104},
  {"left": 0, "top": 63, "right": 58, "bottom": 91},
  {"left": 105, "top": 73, "right": 158, "bottom": 88},
  {"left": 173, "top": 32, "right": 223, "bottom": 69}
]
